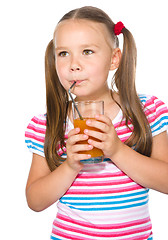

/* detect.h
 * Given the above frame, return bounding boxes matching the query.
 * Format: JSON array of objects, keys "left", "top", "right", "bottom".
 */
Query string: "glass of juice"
[{"left": 72, "top": 100, "right": 104, "bottom": 164}]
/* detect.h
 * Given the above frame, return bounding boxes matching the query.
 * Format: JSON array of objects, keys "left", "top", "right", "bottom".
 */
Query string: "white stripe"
[
  {"left": 26, "top": 128, "right": 45, "bottom": 137},
  {"left": 70, "top": 181, "right": 138, "bottom": 190},
  {"left": 64, "top": 188, "right": 148, "bottom": 198},
  {"left": 75, "top": 176, "right": 129, "bottom": 182},
  {"left": 57, "top": 202, "right": 150, "bottom": 223}
]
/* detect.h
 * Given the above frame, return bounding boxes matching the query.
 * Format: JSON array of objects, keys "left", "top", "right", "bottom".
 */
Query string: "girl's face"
[{"left": 54, "top": 19, "right": 116, "bottom": 101}]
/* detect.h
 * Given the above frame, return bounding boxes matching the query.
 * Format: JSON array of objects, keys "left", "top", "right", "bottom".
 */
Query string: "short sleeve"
[
  {"left": 143, "top": 95, "right": 168, "bottom": 137},
  {"left": 25, "top": 114, "right": 46, "bottom": 157}
]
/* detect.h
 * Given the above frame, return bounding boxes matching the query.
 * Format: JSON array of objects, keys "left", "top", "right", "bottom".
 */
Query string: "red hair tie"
[{"left": 114, "top": 21, "right": 125, "bottom": 35}]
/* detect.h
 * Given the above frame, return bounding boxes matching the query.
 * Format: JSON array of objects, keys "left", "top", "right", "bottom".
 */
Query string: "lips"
[
  {"left": 75, "top": 80, "right": 84, "bottom": 85},
  {"left": 71, "top": 80, "right": 85, "bottom": 86}
]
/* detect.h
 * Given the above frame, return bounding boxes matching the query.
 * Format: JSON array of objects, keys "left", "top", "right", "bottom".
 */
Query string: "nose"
[
  {"left": 70, "top": 66, "right": 81, "bottom": 71},
  {"left": 70, "top": 56, "right": 81, "bottom": 72}
]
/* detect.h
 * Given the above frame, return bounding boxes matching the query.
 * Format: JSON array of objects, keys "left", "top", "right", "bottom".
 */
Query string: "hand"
[
  {"left": 66, "top": 127, "right": 93, "bottom": 171},
  {"left": 84, "top": 114, "right": 123, "bottom": 159}
]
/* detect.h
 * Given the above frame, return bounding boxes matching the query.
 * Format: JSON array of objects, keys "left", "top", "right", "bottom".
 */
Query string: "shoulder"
[
  {"left": 25, "top": 114, "right": 47, "bottom": 139},
  {"left": 139, "top": 93, "right": 168, "bottom": 115},
  {"left": 139, "top": 94, "right": 160, "bottom": 106},
  {"left": 29, "top": 114, "right": 47, "bottom": 126},
  {"left": 25, "top": 114, "right": 46, "bottom": 157},
  {"left": 138, "top": 94, "right": 165, "bottom": 108},
  {"left": 139, "top": 94, "right": 168, "bottom": 136}
]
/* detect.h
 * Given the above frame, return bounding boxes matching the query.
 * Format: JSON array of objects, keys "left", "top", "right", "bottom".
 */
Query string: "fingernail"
[
  {"left": 86, "top": 120, "right": 91, "bottom": 125},
  {"left": 84, "top": 129, "right": 88, "bottom": 134},
  {"left": 88, "top": 139, "right": 92, "bottom": 144}
]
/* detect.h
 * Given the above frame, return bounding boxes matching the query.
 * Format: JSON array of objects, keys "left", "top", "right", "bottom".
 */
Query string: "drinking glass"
[{"left": 72, "top": 100, "right": 104, "bottom": 164}]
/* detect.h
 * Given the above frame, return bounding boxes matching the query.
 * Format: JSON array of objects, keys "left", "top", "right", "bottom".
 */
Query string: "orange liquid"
[{"left": 74, "top": 118, "right": 104, "bottom": 158}]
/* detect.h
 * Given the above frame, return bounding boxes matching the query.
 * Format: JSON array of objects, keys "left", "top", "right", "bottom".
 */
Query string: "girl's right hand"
[{"left": 66, "top": 127, "right": 92, "bottom": 171}]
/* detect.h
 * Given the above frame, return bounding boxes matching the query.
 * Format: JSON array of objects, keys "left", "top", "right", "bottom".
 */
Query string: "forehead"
[{"left": 53, "top": 19, "right": 113, "bottom": 48}]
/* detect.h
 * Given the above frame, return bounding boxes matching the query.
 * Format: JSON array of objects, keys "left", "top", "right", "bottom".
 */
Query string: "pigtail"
[
  {"left": 113, "top": 28, "right": 152, "bottom": 156},
  {"left": 44, "top": 40, "right": 69, "bottom": 171}
]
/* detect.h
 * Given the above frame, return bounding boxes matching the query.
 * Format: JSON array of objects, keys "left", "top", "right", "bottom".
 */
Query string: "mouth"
[{"left": 71, "top": 80, "right": 85, "bottom": 86}]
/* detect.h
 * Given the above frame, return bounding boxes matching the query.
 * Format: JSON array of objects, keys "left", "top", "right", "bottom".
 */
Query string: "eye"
[
  {"left": 83, "top": 49, "right": 94, "bottom": 55},
  {"left": 58, "top": 51, "right": 69, "bottom": 57}
]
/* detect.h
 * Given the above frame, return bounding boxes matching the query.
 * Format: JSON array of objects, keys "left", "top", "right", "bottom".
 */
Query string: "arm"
[
  {"left": 26, "top": 154, "right": 79, "bottom": 212},
  {"left": 26, "top": 127, "right": 92, "bottom": 212},
  {"left": 85, "top": 115, "right": 168, "bottom": 194},
  {"left": 111, "top": 131, "right": 168, "bottom": 193}
]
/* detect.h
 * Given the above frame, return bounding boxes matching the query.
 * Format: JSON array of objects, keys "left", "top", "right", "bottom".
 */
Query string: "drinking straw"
[{"left": 68, "top": 81, "right": 83, "bottom": 120}]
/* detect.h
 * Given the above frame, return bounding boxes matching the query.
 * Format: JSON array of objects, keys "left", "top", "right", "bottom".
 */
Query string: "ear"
[{"left": 110, "top": 48, "right": 122, "bottom": 70}]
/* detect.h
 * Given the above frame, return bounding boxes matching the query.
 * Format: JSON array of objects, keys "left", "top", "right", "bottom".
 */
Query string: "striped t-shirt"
[{"left": 25, "top": 95, "right": 168, "bottom": 240}]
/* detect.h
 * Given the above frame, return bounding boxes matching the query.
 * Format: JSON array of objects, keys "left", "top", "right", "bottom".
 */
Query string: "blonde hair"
[{"left": 44, "top": 6, "right": 152, "bottom": 171}]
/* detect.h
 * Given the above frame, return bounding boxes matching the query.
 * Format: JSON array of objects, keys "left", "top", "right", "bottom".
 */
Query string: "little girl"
[{"left": 25, "top": 6, "right": 168, "bottom": 240}]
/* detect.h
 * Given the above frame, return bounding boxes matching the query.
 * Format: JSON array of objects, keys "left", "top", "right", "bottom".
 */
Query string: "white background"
[{"left": 1, "top": 0, "right": 168, "bottom": 239}]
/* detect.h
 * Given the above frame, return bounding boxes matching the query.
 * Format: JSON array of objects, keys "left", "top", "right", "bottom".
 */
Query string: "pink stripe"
[
  {"left": 156, "top": 107, "right": 168, "bottom": 116},
  {"left": 52, "top": 229, "right": 89, "bottom": 240},
  {"left": 25, "top": 132, "right": 44, "bottom": 143},
  {"left": 145, "top": 106, "right": 167, "bottom": 118},
  {"left": 114, "top": 120, "right": 132, "bottom": 129},
  {"left": 144, "top": 97, "right": 166, "bottom": 112},
  {"left": 119, "top": 136, "right": 131, "bottom": 142},
  {"left": 52, "top": 229, "right": 152, "bottom": 240},
  {"left": 32, "top": 116, "right": 46, "bottom": 125},
  {"left": 27, "top": 123, "right": 46, "bottom": 134},
  {"left": 57, "top": 146, "right": 67, "bottom": 156},
  {"left": 77, "top": 171, "right": 126, "bottom": 179},
  {"left": 146, "top": 108, "right": 168, "bottom": 125},
  {"left": 155, "top": 100, "right": 164, "bottom": 108},
  {"left": 71, "top": 178, "right": 133, "bottom": 187},
  {"left": 113, "top": 121, "right": 124, "bottom": 129},
  {"left": 128, "top": 233, "right": 152, "bottom": 240},
  {"left": 146, "top": 115, "right": 155, "bottom": 124},
  {"left": 66, "top": 184, "right": 143, "bottom": 195},
  {"left": 57, "top": 149, "right": 64, "bottom": 155},
  {"left": 53, "top": 221, "right": 152, "bottom": 237},
  {"left": 116, "top": 127, "right": 133, "bottom": 135},
  {"left": 144, "top": 108, "right": 155, "bottom": 119},
  {"left": 56, "top": 213, "right": 151, "bottom": 230},
  {"left": 144, "top": 108, "right": 153, "bottom": 117},
  {"left": 144, "top": 100, "right": 153, "bottom": 108},
  {"left": 144, "top": 96, "right": 157, "bottom": 108}
]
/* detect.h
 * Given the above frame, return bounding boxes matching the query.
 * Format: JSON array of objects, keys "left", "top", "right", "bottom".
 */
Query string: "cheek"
[
  {"left": 55, "top": 60, "right": 67, "bottom": 80},
  {"left": 55, "top": 60, "right": 62, "bottom": 78},
  {"left": 55, "top": 62, "right": 69, "bottom": 89},
  {"left": 89, "top": 61, "right": 110, "bottom": 79}
]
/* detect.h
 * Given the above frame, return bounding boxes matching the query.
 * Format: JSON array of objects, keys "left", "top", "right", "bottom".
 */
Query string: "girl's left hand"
[{"left": 84, "top": 114, "right": 123, "bottom": 159}]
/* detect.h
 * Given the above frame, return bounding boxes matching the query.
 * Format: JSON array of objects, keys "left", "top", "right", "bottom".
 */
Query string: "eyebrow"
[{"left": 55, "top": 44, "right": 99, "bottom": 51}]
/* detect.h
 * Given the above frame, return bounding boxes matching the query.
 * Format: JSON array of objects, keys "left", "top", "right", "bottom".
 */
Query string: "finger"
[
  {"left": 86, "top": 118, "right": 109, "bottom": 133},
  {"left": 95, "top": 114, "right": 112, "bottom": 126},
  {"left": 88, "top": 138, "right": 104, "bottom": 150},
  {"left": 84, "top": 129, "right": 105, "bottom": 141},
  {"left": 72, "top": 143, "right": 93, "bottom": 153},
  {"left": 73, "top": 153, "right": 92, "bottom": 161},
  {"left": 68, "top": 127, "right": 80, "bottom": 138},
  {"left": 67, "top": 134, "right": 89, "bottom": 145}
]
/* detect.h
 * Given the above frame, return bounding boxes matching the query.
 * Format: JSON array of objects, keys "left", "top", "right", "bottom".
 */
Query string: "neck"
[
  {"left": 69, "top": 89, "right": 120, "bottom": 123},
  {"left": 75, "top": 88, "right": 114, "bottom": 105}
]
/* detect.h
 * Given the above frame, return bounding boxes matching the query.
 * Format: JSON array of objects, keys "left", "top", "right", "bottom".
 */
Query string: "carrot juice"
[{"left": 74, "top": 118, "right": 104, "bottom": 158}]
